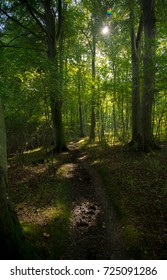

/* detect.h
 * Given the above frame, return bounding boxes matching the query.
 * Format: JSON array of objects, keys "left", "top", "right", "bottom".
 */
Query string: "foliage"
[
  {"left": 0, "top": 0, "right": 167, "bottom": 147},
  {"left": 0, "top": 0, "right": 167, "bottom": 260}
]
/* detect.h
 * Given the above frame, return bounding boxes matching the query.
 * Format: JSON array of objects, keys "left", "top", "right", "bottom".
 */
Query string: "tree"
[
  {"left": 140, "top": 0, "right": 156, "bottom": 151},
  {"left": 89, "top": 7, "right": 97, "bottom": 141},
  {"left": 128, "top": 0, "right": 156, "bottom": 151},
  {"left": 44, "top": 0, "right": 67, "bottom": 152},
  {"left": 1, "top": 0, "right": 165, "bottom": 152},
  {"left": 0, "top": 97, "right": 26, "bottom": 259},
  {"left": 0, "top": 0, "right": 67, "bottom": 152},
  {"left": 130, "top": 0, "right": 143, "bottom": 145}
]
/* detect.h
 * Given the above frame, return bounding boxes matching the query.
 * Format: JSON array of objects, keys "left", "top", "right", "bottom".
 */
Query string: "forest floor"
[{"left": 8, "top": 139, "right": 167, "bottom": 259}]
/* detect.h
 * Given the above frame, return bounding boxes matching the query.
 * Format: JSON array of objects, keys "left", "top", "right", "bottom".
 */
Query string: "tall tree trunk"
[
  {"left": 44, "top": 0, "right": 67, "bottom": 152},
  {"left": 50, "top": 97, "right": 66, "bottom": 152},
  {"left": 130, "top": 10, "right": 143, "bottom": 143},
  {"left": 90, "top": 25, "right": 96, "bottom": 141},
  {"left": 78, "top": 97, "right": 84, "bottom": 137},
  {"left": 77, "top": 69, "right": 84, "bottom": 137},
  {"left": 0, "top": 98, "right": 26, "bottom": 259},
  {"left": 112, "top": 62, "right": 118, "bottom": 141},
  {"left": 89, "top": 0, "right": 98, "bottom": 142},
  {"left": 141, "top": 0, "right": 156, "bottom": 151}
]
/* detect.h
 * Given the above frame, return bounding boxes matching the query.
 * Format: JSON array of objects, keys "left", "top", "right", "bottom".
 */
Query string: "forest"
[{"left": 0, "top": 0, "right": 167, "bottom": 260}]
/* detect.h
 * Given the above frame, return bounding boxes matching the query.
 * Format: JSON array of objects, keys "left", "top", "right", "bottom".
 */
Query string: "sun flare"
[{"left": 102, "top": 26, "right": 109, "bottom": 34}]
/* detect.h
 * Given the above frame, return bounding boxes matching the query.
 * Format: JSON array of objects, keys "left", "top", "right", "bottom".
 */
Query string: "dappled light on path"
[{"left": 56, "top": 163, "right": 77, "bottom": 179}]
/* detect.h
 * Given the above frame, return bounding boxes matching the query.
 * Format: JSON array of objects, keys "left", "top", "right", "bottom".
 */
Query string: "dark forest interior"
[{"left": 0, "top": 0, "right": 166, "bottom": 260}]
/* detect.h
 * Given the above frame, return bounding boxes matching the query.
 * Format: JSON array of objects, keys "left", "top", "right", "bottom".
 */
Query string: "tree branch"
[
  {"left": 18, "top": 0, "right": 47, "bottom": 35},
  {"left": 6, "top": 32, "right": 31, "bottom": 45},
  {"left": 0, "top": 44, "right": 46, "bottom": 53},
  {"left": 0, "top": 7, "right": 41, "bottom": 39},
  {"left": 80, "top": 29, "right": 93, "bottom": 54}
]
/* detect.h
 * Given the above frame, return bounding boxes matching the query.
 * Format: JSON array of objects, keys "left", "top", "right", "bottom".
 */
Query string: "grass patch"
[
  {"left": 21, "top": 222, "right": 40, "bottom": 236},
  {"left": 123, "top": 225, "right": 144, "bottom": 259}
]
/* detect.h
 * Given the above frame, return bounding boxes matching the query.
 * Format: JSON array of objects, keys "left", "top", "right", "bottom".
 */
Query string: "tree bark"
[
  {"left": 78, "top": 90, "right": 84, "bottom": 138},
  {"left": 89, "top": 0, "right": 98, "bottom": 142},
  {"left": 112, "top": 62, "right": 118, "bottom": 141},
  {"left": 141, "top": 0, "right": 156, "bottom": 151},
  {"left": 129, "top": 0, "right": 156, "bottom": 152},
  {"left": 44, "top": 0, "right": 67, "bottom": 152},
  {"left": 90, "top": 24, "right": 96, "bottom": 141},
  {"left": 130, "top": 11, "right": 143, "bottom": 143}
]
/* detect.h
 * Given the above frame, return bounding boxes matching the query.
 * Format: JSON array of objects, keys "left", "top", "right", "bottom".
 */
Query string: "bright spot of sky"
[{"left": 102, "top": 26, "right": 109, "bottom": 35}]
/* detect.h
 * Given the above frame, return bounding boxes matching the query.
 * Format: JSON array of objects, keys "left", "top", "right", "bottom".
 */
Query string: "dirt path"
[{"left": 61, "top": 142, "right": 129, "bottom": 260}]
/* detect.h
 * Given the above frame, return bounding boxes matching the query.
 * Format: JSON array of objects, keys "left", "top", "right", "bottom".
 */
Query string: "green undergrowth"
[
  {"left": 8, "top": 148, "right": 71, "bottom": 259},
  {"left": 79, "top": 140, "right": 167, "bottom": 259}
]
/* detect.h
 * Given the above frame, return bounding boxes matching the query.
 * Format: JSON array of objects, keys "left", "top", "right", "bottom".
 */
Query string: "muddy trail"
[{"left": 61, "top": 142, "right": 129, "bottom": 260}]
